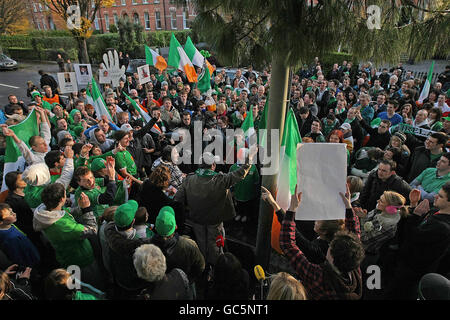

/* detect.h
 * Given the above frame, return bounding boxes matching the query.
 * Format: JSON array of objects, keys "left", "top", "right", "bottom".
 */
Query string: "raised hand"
[
  {"left": 288, "top": 185, "right": 302, "bottom": 212},
  {"left": 339, "top": 184, "right": 352, "bottom": 209},
  {"left": 64, "top": 146, "right": 74, "bottom": 159},
  {"left": 414, "top": 199, "right": 430, "bottom": 216},
  {"left": 77, "top": 192, "right": 91, "bottom": 209},
  {"left": 409, "top": 189, "right": 421, "bottom": 207}
]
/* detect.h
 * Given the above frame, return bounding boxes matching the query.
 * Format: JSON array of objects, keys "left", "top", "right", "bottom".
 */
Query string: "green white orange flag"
[
  {"left": 240, "top": 106, "right": 255, "bottom": 139},
  {"left": 88, "top": 77, "right": 113, "bottom": 122},
  {"left": 418, "top": 60, "right": 435, "bottom": 104},
  {"left": 145, "top": 45, "right": 167, "bottom": 71},
  {"left": 168, "top": 33, "right": 198, "bottom": 83},
  {"left": 184, "top": 36, "right": 215, "bottom": 76},
  {"left": 123, "top": 92, "right": 150, "bottom": 123},
  {"left": 1, "top": 109, "right": 39, "bottom": 193},
  {"left": 276, "top": 108, "right": 302, "bottom": 211},
  {"left": 123, "top": 92, "right": 162, "bottom": 135},
  {"left": 197, "top": 61, "right": 212, "bottom": 94}
]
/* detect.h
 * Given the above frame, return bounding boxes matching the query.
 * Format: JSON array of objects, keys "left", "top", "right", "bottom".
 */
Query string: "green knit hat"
[
  {"left": 114, "top": 200, "right": 138, "bottom": 228},
  {"left": 155, "top": 206, "right": 176, "bottom": 236},
  {"left": 90, "top": 158, "right": 106, "bottom": 172},
  {"left": 70, "top": 109, "right": 81, "bottom": 118},
  {"left": 31, "top": 91, "right": 43, "bottom": 99}
]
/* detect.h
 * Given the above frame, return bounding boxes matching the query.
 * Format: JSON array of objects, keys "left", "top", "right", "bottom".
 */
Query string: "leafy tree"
[
  {"left": 41, "top": 0, "right": 115, "bottom": 63},
  {"left": 179, "top": 0, "right": 450, "bottom": 268},
  {"left": 0, "top": 0, "right": 28, "bottom": 34}
]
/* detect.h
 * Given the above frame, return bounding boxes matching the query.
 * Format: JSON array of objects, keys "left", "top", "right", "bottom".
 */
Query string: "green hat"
[
  {"left": 155, "top": 206, "right": 176, "bottom": 236},
  {"left": 114, "top": 200, "right": 138, "bottom": 228},
  {"left": 31, "top": 91, "right": 43, "bottom": 99},
  {"left": 90, "top": 158, "right": 106, "bottom": 172},
  {"left": 225, "top": 85, "right": 233, "bottom": 91},
  {"left": 70, "top": 109, "right": 81, "bottom": 118},
  {"left": 51, "top": 102, "right": 62, "bottom": 110},
  {"left": 444, "top": 116, "right": 450, "bottom": 122}
]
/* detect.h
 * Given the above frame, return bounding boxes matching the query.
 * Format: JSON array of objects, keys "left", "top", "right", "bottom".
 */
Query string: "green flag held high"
[
  {"left": 88, "top": 77, "right": 113, "bottom": 122},
  {"left": 123, "top": 92, "right": 150, "bottom": 123},
  {"left": 1, "top": 109, "right": 39, "bottom": 192}
]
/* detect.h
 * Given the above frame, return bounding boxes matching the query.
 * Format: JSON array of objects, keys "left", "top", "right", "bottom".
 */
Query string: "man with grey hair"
[{"left": 133, "top": 244, "right": 193, "bottom": 299}]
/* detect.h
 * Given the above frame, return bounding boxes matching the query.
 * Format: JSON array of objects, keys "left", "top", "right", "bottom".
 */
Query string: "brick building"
[{"left": 26, "top": 0, "right": 195, "bottom": 32}]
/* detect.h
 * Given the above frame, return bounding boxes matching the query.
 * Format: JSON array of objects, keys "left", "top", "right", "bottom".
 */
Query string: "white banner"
[
  {"left": 137, "top": 64, "right": 151, "bottom": 85},
  {"left": 98, "top": 64, "right": 110, "bottom": 84},
  {"left": 57, "top": 72, "right": 78, "bottom": 94},
  {"left": 296, "top": 143, "right": 347, "bottom": 221},
  {"left": 74, "top": 63, "right": 92, "bottom": 85}
]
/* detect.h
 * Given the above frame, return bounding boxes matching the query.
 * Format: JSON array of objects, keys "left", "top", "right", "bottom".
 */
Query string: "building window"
[
  {"left": 182, "top": 11, "right": 189, "bottom": 29},
  {"left": 114, "top": 13, "right": 119, "bottom": 25},
  {"left": 144, "top": 12, "right": 150, "bottom": 30},
  {"left": 170, "top": 11, "right": 177, "bottom": 29},
  {"left": 121, "top": 0, "right": 126, "bottom": 5},
  {"left": 154, "top": 0, "right": 159, "bottom": 3},
  {"left": 94, "top": 15, "right": 100, "bottom": 30},
  {"left": 48, "top": 17, "right": 55, "bottom": 30},
  {"left": 143, "top": 0, "right": 148, "bottom": 3},
  {"left": 105, "top": 13, "right": 110, "bottom": 30},
  {"left": 132, "top": 0, "right": 137, "bottom": 4},
  {"left": 36, "top": 20, "right": 41, "bottom": 30},
  {"left": 33, "top": 3, "right": 37, "bottom": 12},
  {"left": 155, "top": 11, "right": 161, "bottom": 29},
  {"left": 39, "top": 3, "right": 43, "bottom": 11},
  {"left": 42, "top": 18, "right": 47, "bottom": 30},
  {"left": 133, "top": 13, "right": 140, "bottom": 25}
]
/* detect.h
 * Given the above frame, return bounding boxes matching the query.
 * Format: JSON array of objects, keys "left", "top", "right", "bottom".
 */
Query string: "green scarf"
[{"left": 195, "top": 168, "right": 218, "bottom": 177}]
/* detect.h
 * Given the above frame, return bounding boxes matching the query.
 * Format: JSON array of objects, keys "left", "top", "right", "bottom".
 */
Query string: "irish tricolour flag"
[
  {"left": 418, "top": 61, "right": 435, "bottom": 104},
  {"left": 184, "top": 36, "right": 215, "bottom": 76},
  {"left": 123, "top": 92, "right": 151, "bottom": 123},
  {"left": 1, "top": 109, "right": 39, "bottom": 193},
  {"left": 276, "top": 108, "right": 302, "bottom": 211},
  {"left": 145, "top": 45, "right": 167, "bottom": 71},
  {"left": 168, "top": 33, "right": 198, "bottom": 83},
  {"left": 87, "top": 77, "right": 113, "bottom": 122}
]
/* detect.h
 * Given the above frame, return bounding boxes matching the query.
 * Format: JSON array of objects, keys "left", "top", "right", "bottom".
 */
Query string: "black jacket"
[
  {"left": 295, "top": 112, "right": 319, "bottom": 138},
  {"left": 397, "top": 211, "right": 450, "bottom": 274},
  {"left": 407, "top": 146, "right": 439, "bottom": 183},
  {"left": 359, "top": 118, "right": 391, "bottom": 150},
  {"left": 103, "top": 222, "right": 151, "bottom": 292},
  {"left": 360, "top": 170, "right": 412, "bottom": 212}
]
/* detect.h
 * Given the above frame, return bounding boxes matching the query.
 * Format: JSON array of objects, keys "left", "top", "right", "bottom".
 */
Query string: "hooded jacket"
[
  {"left": 88, "top": 129, "right": 115, "bottom": 153},
  {"left": 33, "top": 204, "right": 97, "bottom": 268}
]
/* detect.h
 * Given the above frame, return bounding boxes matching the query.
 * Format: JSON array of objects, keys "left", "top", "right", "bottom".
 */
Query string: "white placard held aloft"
[
  {"left": 74, "top": 63, "right": 92, "bottom": 85},
  {"left": 296, "top": 143, "right": 347, "bottom": 221},
  {"left": 57, "top": 72, "right": 78, "bottom": 94},
  {"left": 137, "top": 64, "right": 151, "bottom": 85}
]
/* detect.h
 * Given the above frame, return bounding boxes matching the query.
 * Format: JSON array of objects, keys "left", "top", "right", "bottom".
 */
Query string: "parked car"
[
  {"left": 215, "top": 67, "right": 261, "bottom": 84},
  {"left": 0, "top": 53, "right": 18, "bottom": 70}
]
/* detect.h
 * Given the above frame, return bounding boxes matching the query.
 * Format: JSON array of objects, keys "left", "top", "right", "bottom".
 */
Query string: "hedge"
[
  {"left": 1, "top": 30, "right": 192, "bottom": 63},
  {"left": 5, "top": 47, "right": 78, "bottom": 61}
]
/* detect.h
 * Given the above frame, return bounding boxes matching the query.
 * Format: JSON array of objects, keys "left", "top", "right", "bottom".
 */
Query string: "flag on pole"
[
  {"left": 123, "top": 92, "right": 163, "bottom": 135},
  {"left": 197, "top": 61, "right": 212, "bottom": 94},
  {"left": 145, "top": 45, "right": 167, "bottom": 71},
  {"left": 240, "top": 107, "right": 255, "bottom": 139},
  {"left": 276, "top": 108, "right": 302, "bottom": 211},
  {"left": 418, "top": 61, "right": 435, "bottom": 104},
  {"left": 1, "top": 109, "right": 39, "bottom": 193},
  {"left": 184, "top": 36, "right": 215, "bottom": 76},
  {"left": 168, "top": 33, "right": 198, "bottom": 83},
  {"left": 88, "top": 77, "right": 113, "bottom": 122},
  {"left": 123, "top": 92, "right": 151, "bottom": 123}
]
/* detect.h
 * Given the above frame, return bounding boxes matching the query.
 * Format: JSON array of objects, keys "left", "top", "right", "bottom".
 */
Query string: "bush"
[
  {"left": 109, "top": 25, "right": 118, "bottom": 33},
  {"left": 5, "top": 47, "right": 39, "bottom": 60},
  {"left": 0, "top": 35, "right": 32, "bottom": 48}
]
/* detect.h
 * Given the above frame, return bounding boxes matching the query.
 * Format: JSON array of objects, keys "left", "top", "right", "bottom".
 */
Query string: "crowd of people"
[{"left": 0, "top": 56, "right": 449, "bottom": 301}]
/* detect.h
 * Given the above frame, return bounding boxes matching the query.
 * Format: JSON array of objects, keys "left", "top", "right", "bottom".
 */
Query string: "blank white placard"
[{"left": 295, "top": 143, "right": 347, "bottom": 221}]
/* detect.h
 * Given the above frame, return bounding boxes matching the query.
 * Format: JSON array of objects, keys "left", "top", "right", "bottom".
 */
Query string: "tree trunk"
[
  {"left": 77, "top": 37, "right": 89, "bottom": 63},
  {"left": 255, "top": 53, "right": 290, "bottom": 270}
]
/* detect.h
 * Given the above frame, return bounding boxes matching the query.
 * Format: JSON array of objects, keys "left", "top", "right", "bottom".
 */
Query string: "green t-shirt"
[
  {"left": 74, "top": 178, "right": 108, "bottom": 219},
  {"left": 43, "top": 211, "right": 94, "bottom": 268},
  {"left": 229, "top": 164, "right": 259, "bottom": 202},
  {"left": 115, "top": 150, "right": 137, "bottom": 177},
  {"left": 24, "top": 175, "right": 60, "bottom": 208},
  {"left": 415, "top": 167, "right": 450, "bottom": 194}
]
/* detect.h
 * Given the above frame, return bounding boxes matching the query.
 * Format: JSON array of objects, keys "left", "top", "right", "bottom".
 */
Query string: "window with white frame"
[
  {"left": 39, "top": 3, "right": 43, "bottom": 11},
  {"left": 114, "top": 13, "right": 119, "bottom": 25},
  {"left": 105, "top": 13, "right": 110, "bottom": 30},
  {"left": 33, "top": 3, "right": 37, "bottom": 12},
  {"left": 133, "top": 13, "right": 140, "bottom": 25},
  {"left": 182, "top": 11, "right": 189, "bottom": 29},
  {"left": 143, "top": 0, "right": 148, "bottom": 3},
  {"left": 170, "top": 10, "right": 177, "bottom": 29},
  {"left": 144, "top": 12, "right": 151, "bottom": 30},
  {"left": 42, "top": 18, "right": 47, "bottom": 29},
  {"left": 155, "top": 11, "right": 161, "bottom": 29},
  {"left": 121, "top": 0, "right": 126, "bottom": 5},
  {"left": 94, "top": 16, "right": 100, "bottom": 30}
]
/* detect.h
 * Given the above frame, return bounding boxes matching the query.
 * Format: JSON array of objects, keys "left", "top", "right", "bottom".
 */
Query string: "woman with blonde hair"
[
  {"left": 267, "top": 272, "right": 307, "bottom": 300},
  {"left": 358, "top": 191, "right": 408, "bottom": 255}
]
